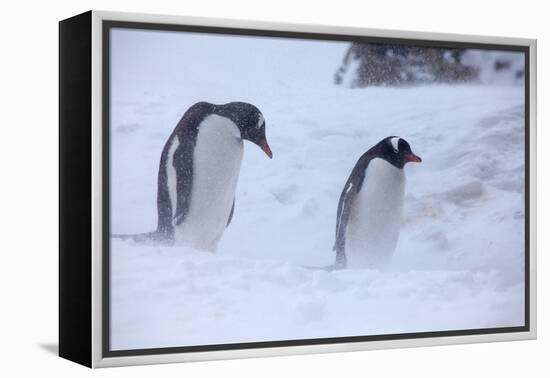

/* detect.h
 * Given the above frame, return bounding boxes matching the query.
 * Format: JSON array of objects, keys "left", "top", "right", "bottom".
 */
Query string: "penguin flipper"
[
  {"left": 332, "top": 154, "right": 371, "bottom": 268},
  {"left": 172, "top": 137, "right": 195, "bottom": 226},
  {"left": 333, "top": 180, "right": 357, "bottom": 267},
  {"left": 226, "top": 198, "right": 235, "bottom": 227}
]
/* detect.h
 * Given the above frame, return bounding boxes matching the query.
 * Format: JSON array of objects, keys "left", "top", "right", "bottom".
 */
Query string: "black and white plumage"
[
  {"left": 333, "top": 136, "right": 421, "bottom": 269},
  {"left": 115, "top": 101, "right": 272, "bottom": 251}
]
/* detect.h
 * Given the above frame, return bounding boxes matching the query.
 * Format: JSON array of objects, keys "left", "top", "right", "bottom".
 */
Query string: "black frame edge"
[{"left": 59, "top": 10, "right": 93, "bottom": 368}]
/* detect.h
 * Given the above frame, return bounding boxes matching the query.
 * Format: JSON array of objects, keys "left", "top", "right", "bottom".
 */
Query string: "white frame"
[{"left": 90, "top": 10, "right": 537, "bottom": 368}]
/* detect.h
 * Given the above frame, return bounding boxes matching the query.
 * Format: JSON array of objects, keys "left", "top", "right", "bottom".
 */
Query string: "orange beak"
[
  {"left": 405, "top": 152, "right": 422, "bottom": 163},
  {"left": 259, "top": 140, "right": 273, "bottom": 159}
]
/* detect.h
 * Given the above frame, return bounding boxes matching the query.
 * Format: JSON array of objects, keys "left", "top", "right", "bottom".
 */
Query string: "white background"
[{"left": 0, "top": 0, "right": 546, "bottom": 376}]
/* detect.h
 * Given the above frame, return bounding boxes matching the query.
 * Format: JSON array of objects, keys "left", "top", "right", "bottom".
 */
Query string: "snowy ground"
[{"left": 109, "top": 29, "right": 526, "bottom": 350}]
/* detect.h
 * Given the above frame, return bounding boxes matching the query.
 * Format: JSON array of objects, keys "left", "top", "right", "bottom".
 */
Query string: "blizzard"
[{"left": 109, "top": 29, "right": 525, "bottom": 350}]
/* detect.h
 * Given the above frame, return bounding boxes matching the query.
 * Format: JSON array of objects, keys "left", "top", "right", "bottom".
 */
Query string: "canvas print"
[{"left": 108, "top": 26, "right": 526, "bottom": 352}]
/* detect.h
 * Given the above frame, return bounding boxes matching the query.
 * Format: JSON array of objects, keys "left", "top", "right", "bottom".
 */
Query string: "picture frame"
[{"left": 59, "top": 10, "right": 537, "bottom": 368}]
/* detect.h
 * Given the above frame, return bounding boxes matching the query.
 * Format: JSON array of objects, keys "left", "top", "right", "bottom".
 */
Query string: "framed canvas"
[{"left": 59, "top": 10, "right": 537, "bottom": 368}]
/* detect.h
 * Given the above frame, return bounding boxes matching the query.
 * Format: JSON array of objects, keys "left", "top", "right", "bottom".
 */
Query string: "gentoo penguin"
[
  {"left": 115, "top": 101, "right": 272, "bottom": 251},
  {"left": 333, "top": 136, "right": 421, "bottom": 269}
]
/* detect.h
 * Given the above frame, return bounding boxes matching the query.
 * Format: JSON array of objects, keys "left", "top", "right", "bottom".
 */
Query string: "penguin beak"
[
  {"left": 405, "top": 152, "right": 422, "bottom": 163},
  {"left": 259, "top": 140, "right": 273, "bottom": 159}
]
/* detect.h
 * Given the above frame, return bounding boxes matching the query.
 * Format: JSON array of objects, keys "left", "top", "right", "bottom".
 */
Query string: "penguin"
[
  {"left": 332, "top": 136, "right": 421, "bottom": 269},
  {"left": 114, "top": 101, "right": 272, "bottom": 251}
]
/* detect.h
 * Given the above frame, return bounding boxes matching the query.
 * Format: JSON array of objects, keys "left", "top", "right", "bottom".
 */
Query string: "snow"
[{"left": 109, "top": 28, "right": 526, "bottom": 350}]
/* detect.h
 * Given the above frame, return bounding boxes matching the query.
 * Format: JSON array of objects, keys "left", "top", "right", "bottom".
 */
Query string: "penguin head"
[
  {"left": 378, "top": 136, "right": 422, "bottom": 168},
  {"left": 220, "top": 102, "right": 272, "bottom": 159}
]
